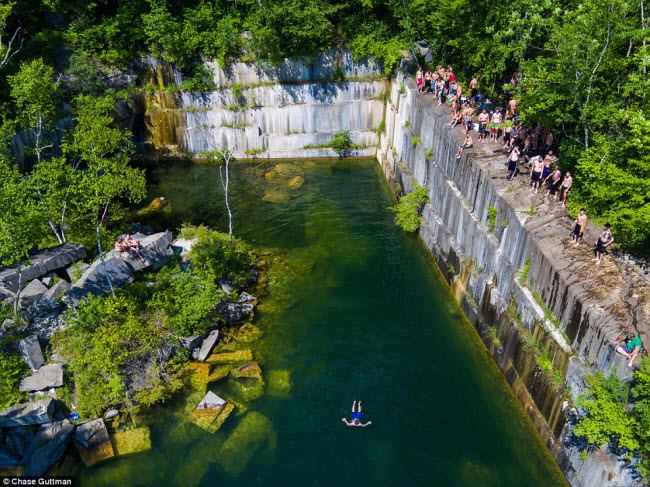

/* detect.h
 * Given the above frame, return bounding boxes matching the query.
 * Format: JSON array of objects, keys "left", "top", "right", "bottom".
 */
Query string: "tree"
[
  {"left": 66, "top": 94, "right": 146, "bottom": 295},
  {"left": 0, "top": 155, "right": 42, "bottom": 313},
  {"left": 8, "top": 58, "right": 65, "bottom": 243},
  {"left": 0, "top": 1, "right": 23, "bottom": 71}
]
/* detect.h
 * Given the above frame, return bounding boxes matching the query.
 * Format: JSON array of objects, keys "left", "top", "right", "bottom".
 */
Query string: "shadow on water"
[{"left": 76, "top": 158, "right": 568, "bottom": 487}]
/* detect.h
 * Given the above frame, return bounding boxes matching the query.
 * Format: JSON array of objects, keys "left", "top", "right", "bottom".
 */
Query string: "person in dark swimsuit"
[
  {"left": 342, "top": 401, "right": 371, "bottom": 427},
  {"left": 592, "top": 223, "right": 614, "bottom": 266}
]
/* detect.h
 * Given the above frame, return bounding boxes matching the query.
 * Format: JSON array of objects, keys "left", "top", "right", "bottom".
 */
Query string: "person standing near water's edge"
[{"left": 342, "top": 401, "right": 371, "bottom": 427}]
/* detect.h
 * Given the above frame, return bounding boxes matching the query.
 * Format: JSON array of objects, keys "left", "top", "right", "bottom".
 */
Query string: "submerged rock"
[
  {"left": 17, "top": 335, "right": 45, "bottom": 372},
  {"left": 232, "top": 323, "right": 262, "bottom": 343},
  {"left": 22, "top": 420, "right": 75, "bottom": 477},
  {"left": 19, "top": 363, "right": 64, "bottom": 392},
  {"left": 267, "top": 370, "right": 292, "bottom": 398},
  {"left": 230, "top": 361, "right": 262, "bottom": 380},
  {"left": 238, "top": 292, "right": 258, "bottom": 306},
  {"left": 262, "top": 192, "right": 290, "bottom": 203},
  {"left": 0, "top": 398, "right": 55, "bottom": 427},
  {"left": 287, "top": 176, "right": 305, "bottom": 189},
  {"left": 206, "top": 350, "right": 253, "bottom": 365},
  {"left": 73, "top": 418, "right": 115, "bottom": 467},
  {"left": 110, "top": 427, "right": 151, "bottom": 456},
  {"left": 136, "top": 196, "right": 171, "bottom": 216},
  {"left": 217, "top": 412, "right": 274, "bottom": 475}
]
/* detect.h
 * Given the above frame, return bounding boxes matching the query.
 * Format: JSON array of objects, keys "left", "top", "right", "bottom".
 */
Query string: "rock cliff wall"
[{"left": 377, "top": 71, "right": 650, "bottom": 487}]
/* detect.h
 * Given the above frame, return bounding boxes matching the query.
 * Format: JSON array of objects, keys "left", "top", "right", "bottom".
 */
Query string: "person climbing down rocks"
[
  {"left": 342, "top": 401, "right": 371, "bottom": 427},
  {"left": 613, "top": 332, "right": 643, "bottom": 368}
]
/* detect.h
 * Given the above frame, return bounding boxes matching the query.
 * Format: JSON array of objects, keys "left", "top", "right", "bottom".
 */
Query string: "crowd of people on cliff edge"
[{"left": 415, "top": 65, "right": 616, "bottom": 270}]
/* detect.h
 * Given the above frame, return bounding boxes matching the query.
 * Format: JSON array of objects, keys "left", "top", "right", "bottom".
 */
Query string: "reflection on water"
[{"left": 73, "top": 159, "right": 567, "bottom": 487}]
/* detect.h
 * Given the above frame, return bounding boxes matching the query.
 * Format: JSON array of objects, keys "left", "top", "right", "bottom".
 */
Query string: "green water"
[{"left": 78, "top": 159, "right": 567, "bottom": 487}]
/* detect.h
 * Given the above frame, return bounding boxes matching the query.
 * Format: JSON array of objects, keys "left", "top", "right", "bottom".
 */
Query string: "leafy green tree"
[
  {"left": 575, "top": 370, "right": 639, "bottom": 451},
  {"left": 0, "top": 1, "right": 23, "bottom": 70},
  {"left": 0, "top": 350, "right": 29, "bottom": 410},
  {"left": 390, "top": 185, "right": 429, "bottom": 232},
  {"left": 66, "top": 94, "right": 146, "bottom": 294}
]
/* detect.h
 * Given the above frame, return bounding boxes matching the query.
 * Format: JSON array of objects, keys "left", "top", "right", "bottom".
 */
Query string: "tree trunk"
[{"left": 97, "top": 202, "right": 115, "bottom": 297}]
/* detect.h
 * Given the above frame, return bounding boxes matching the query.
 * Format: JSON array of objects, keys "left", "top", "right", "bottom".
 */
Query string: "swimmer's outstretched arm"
[
  {"left": 342, "top": 418, "right": 352, "bottom": 426},
  {"left": 361, "top": 421, "right": 372, "bottom": 427}
]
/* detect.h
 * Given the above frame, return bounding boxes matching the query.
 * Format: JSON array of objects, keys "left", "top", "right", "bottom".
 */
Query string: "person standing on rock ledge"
[
  {"left": 613, "top": 332, "right": 643, "bottom": 368},
  {"left": 570, "top": 209, "right": 587, "bottom": 247},
  {"left": 342, "top": 401, "right": 371, "bottom": 427}
]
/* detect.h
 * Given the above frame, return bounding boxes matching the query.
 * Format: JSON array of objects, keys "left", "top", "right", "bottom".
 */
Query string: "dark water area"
[{"left": 79, "top": 158, "right": 567, "bottom": 487}]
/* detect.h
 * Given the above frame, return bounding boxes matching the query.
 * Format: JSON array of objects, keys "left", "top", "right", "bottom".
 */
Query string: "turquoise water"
[{"left": 78, "top": 158, "right": 567, "bottom": 486}]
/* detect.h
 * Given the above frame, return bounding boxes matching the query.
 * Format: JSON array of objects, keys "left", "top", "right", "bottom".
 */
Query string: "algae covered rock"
[
  {"left": 287, "top": 176, "right": 305, "bottom": 189},
  {"left": 267, "top": 370, "right": 292, "bottom": 398},
  {"left": 262, "top": 192, "right": 290, "bottom": 203},
  {"left": 230, "top": 361, "right": 262, "bottom": 380},
  {"left": 74, "top": 418, "right": 115, "bottom": 467},
  {"left": 264, "top": 170, "right": 277, "bottom": 180},
  {"left": 217, "top": 412, "right": 275, "bottom": 475},
  {"left": 188, "top": 392, "right": 234, "bottom": 433},
  {"left": 110, "top": 427, "right": 151, "bottom": 456},
  {"left": 136, "top": 196, "right": 171, "bottom": 216},
  {"left": 206, "top": 350, "right": 253, "bottom": 365},
  {"left": 233, "top": 323, "right": 262, "bottom": 343}
]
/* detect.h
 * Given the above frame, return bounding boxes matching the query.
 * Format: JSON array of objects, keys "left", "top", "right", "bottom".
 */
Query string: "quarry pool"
[{"left": 76, "top": 158, "right": 568, "bottom": 486}]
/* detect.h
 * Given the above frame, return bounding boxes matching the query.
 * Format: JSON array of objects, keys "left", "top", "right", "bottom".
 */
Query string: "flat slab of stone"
[
  {"left": 43, "top": 280, "right": 71, "bottom": 301},
  {"left": 171, "top": 238, "right": 197, "bottom": 257},
  {"left": 114, "top": 231, "right": 173, "bottom": 273},
  {"left": 197, "top": 391, "right": 226, "bottom": 410},
  {"left": 110, "top": 427, "right": 151, "bottom": 456},
  {"left": 72, "top": 253, "right": 134, "bottom": 295},
  {"left": 206, "top": 350, "right": 253, "bottom": 365},
  {"left": 197, "top": 330, "right": 219, "bottom": 362},
  {"left": 73, "top": 418, "right": 115, "bottom": 467},
  {"left": 22, "top": 420, "right": 75, "bottom": 477},
  {"left": 19, "top": 364, "right": 64, "bottom": 392},
  {"left": 0, "top": 242, "right": 86, "bottom": 292},
  {"left": 17, "top": 335, "right": 45, "bottom": 372},
  {"left": 19, "top": 280, "right": 48, "bottom": 310},
  {"left": 231, "top": 361, "right": 262, "bottom": 380},
  {"left": 181, "top": 334, "right": 205, "bottom": 351},
  {"left": 65, "top": 262, "right": 90, "bottom": 283},
  {"left": 189, "top": 392, "right": 234, "bottom": 433},
  {"left": 0, "top": 398, "right": 55, "bottom": 427}
]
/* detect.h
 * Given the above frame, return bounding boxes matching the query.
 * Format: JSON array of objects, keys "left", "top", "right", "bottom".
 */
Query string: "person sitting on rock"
[
  {"left": 114, "top": 236, "right": 129, "bottom": 253},
  {"left": 456, "top": 133, "right": 473, "bottom": 159},
  {"left": 613, "top": 332, "right": 643, "bottom": 368},
  {"left": 342, "top": 400, "right": 371, "bottom": 427},
  {"left": 124, "top": 234, "right": 146, "bottom": 262}
]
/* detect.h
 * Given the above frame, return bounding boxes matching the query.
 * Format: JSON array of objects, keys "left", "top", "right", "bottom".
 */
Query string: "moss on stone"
[
  {"left": 230, "top": 361, "right": 262, "bottom": 380},
  {"left": 110, "top": 427, "right": 151, "bottom": 456},
  {"left": 287, "top": 176, "right": 305, "bottom": 189},
  {"left": 217, "top": 412, "right": 274, "bottom": 475},
  {"left": 262, "top": 192, "right": 290, "bottom": 203},
  {"left": 206, "top": 350, "right": 253, "bottom": 364},
  {"left": 266, "top": 370, "right": 292, "bottom": 397}
]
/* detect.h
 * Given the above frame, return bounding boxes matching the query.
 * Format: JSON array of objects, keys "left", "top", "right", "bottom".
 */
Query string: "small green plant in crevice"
[
  {"left": 425, "top": 147, "right": 434, "bottom": 159},
  {"left": 245, "top": 149, "right": 264, "bottom": 156},
  {"left": 537, "top": 346, "right": 554, "bottom": 371},
  {"left": 501, "top": 219, "right": 509, "bottom": 227},
  {"left": 378, "top": 90, "right": 390, "bottom": 103},
  {"left": 490, "top": 326, "right": 501, "bottom": 346},
  {"left": 580, "top": 451, "right": 589, "bottom": 462},
  {"left": 477, "top": 265, "right": 484, "bottom": 275},
  {"left": 553, "top": 370, "right": 564, "bottom": 387},
  {"left": 375, "top": 120, "right": 386, "bottom": 138},
  {"left": 518, "top": 257, "right": 531, "bottom": 286},
  {"left": 404, "top": 118, "right": 411, "bottom": 128},
  {"left": 231, "top": 82, "right": 244, "bottom": 100},
  {"left": 487, "top": 205, "right": 498, "bottom": 232},
  {"left": 389, "top": 185, "right": 429, "bottom": 232},
  {"left": 411, "top": 136, "right": 421, "bottom": 146},
  {"left": 524, "top": 203, "right": 536, "bottom": 215},
  {"left": 398, "top": 81, "right": 406, "bottom": 94},
  {"left": 227, "top": 103, "right": 240, "bottom": 112}
]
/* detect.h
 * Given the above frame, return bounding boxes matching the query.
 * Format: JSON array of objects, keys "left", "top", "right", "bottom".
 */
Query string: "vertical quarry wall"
[
  {"left": 377, "top": 72, "right": 650, "bottom": 487},
  {"left": 138, "top": 51, "right": 387, "bottom": 159}
]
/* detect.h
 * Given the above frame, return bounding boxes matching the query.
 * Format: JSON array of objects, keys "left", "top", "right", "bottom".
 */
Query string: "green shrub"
[
  {"left": 0, "top": 350, "right": 29, "bottom": 410},
  {"left": 378, "top": 91, "right": 389, "bottom": 103},
  {"left": 398, "top": 81, "right": 406, "bottom": 94},
  {"left": 519, "top": 258, "right": 531, "bottom": 286},
  {"left": 375, "top": 120, "right": 386, "bottom": 137},
  {"left": 389, "top": 185, "right": 429, "bottom": 232},
  {"left": 537, "top": 347, "right": 553, "bottom": 371},
  {"left": 187, "top": 227, "right": 256, "bottom": 286},
  {"left": 404, "top": 118, "right": 411, "bottom": 128},
  {"left": 411, "top": 137, "right": 421, "bottom": 146},
  {"left": 425, "top": 147, "right": 434, "bottom": 159},
  {"left": 487, "top": 206, "right": 498, "bottom": 232}
]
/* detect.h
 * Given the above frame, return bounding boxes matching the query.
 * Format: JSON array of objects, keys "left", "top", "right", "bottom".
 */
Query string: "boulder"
[
  {"left": 42, "top": 280, "right": 71, "bottom": 301},
  {"left": 5, "top": 426, "right": 33, "bottom": 459},
  {"left": 73, "top": 418, "right": 115, "bottom": 467},
  {"left": 72, "top": 253, "right": 134, "bottom": 296},
  {"left": 0, "top": 318, "right": 15, "bottom": 342},
  {"left": 262, "top": 192, "right": 290, "bottom": 203},
  {"left": 0, "top": 286, "right": 15, "bottom": 303},
  {"left": 238, "top": 292, "right": 258, "bottom": 306},
  {"left": 181, "top": 335, "right": 205, "bottom": 351},
  {"left": 218, "top": 280, "right": 236, "bottom": 294},
  {"left": 18, "top": 280, "right": 48, "bottom": 310},
  {"left": 196, "top": 391, "right": 226, "bottom": 411},
  {"left": 104, "top": 410, "right": 119, "bottom": 420},
  {"left": 424, "top": 52, "right": 434, "bottom": 63},
  {"left": 171, "top": 238, "right": 197, "bottom": 258},
  {"left": 218, "top": 302, "right": 254, "bottom": 323},
  {"left": 197, "top": 330, "right": 219, "bottom": 362},
  {"left": 231, "top": 361, "right": 262, "bottom": 380},
  {"left": 189, "top": 392, "right": 233, "bottom": 433},
  {"left": 40, "top": 277, "right": 53, "bottom": 288},
  {"left": 17, "top": 335, "right": 45, "bottom": 372},
  {"left": 109, "top": 427, "right": 151, "bottom": 456},
  {"left": 27, "top": 314, "right": 69, "bottom": 341},
  {"left": 0, "top": 242, "right": 86, "bottom": 292},
  {"left": 22, "top": 420, "right": 75, "bottom": 477},
  {"left": 205, "top": 350, "right": 253, "bottom": 365},
  {"left": 19, "top": 364, "right": 64, "bottom": 392},
  {"left": 65, "top": 262, "right": 90, "bottom": 283},
  {"left": 136, "top": 196, "right": 170, "bottom": 216},
  {"left": 217, "top": 412, "right": 274, "bottom": 475},
  {"left": 27, "top": 389, "right": 57, "bottom": 401},
  {"left": 23, "top": 298, "right": 62, "bottom": 323},
  {"left": 0, "top": 398, "right": 55, "bottom": 427}
]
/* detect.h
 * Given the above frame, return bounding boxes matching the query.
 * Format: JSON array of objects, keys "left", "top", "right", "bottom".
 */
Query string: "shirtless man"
[
  {"left": 544, "top": 166, "right": 562, "bottom": 196},
  {"left": 542, "top": 151, "right": 556, "bottom": 179},
  {"left": 416, "top": 67, "right": 424, "bottom": 93},
  {"left": 462, "top": 103, "right": 475, "bottom": 135},
  {"left": 456, "top": 132, "right": 473, "bottom": 159},
  {"left": 455, "top": 81, "right": 463, "bottom": 102},
  {"left": 543, "top": 131, "right": 554, "bottom": 153},
  {"left": 508, "top": 98, "right": 518, "bottom": 119},
  {"left": 490, "top": 109, "right": 502, "bottom": 142},
  {"left": 571, "top": 208, "right": 587, "bottom": 247},
  {"left": 436, "top": 78, "right": 445, "bottom": 105},
  {"left": 530, "top": 156, "right": 544, "bottom": 193},
  {"left": 469, "top": 75, "right": 478, "bottom": 103},
  {"left": 342, "top": 401, "right": 371, "bottom": 427},
  {"left": 477, "top": 109, "right": 489, "bottom": 142},
  {"left": 558, "top": 172, "right": 572, "bottom": 206}
]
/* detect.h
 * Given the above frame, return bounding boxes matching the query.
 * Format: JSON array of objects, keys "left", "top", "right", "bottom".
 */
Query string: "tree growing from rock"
[{"left": 0, "top": 2, "right": 23, "bottom": 71}]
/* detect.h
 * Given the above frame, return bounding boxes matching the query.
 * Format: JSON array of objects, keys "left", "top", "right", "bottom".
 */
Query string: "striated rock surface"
[
  {"left": 22, "top": 420, "right": 75, "bottom": 476},
  {"left": 19, "top": 364, "right": 64, "bottom": 392},
  {"left": 17, "top": 335, "right": 45, "bottom": 372},
  {"left": 0, "top": 399, "right": 55, "bottom": 427}
]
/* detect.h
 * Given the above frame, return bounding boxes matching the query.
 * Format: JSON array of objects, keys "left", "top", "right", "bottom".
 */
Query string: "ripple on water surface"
[{"left": 76, "top": 159, "right": 567, "bottom": 487}]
